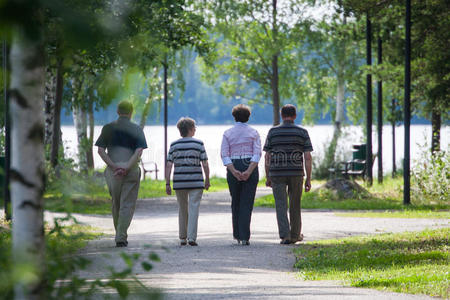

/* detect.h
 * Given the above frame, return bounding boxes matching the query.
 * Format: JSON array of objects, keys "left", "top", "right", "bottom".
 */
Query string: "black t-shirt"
[{"left": 95, "top": 116, "right": 147, "bottom": 157}]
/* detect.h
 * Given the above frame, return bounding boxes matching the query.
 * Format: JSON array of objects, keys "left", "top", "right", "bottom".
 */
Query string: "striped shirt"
[
  {"left": 221, "top": 122, "right": 261, "bottom": 165},
  {"left": 263, "top": 120, "right": 313, "bottom": 177},
  {"left": 167, "top": 137, "right": 208, "bottom": 190}
]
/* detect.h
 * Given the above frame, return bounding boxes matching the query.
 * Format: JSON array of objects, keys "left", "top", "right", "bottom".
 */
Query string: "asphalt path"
[{"left": 43, "top": 188, "right": 448, "bottom": 299}]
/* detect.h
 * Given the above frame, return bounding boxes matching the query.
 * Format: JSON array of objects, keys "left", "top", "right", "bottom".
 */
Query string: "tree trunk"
[
  {"left": 431, "top": 108, "right": 441, "bottom": 153},
  {"left": 324, "top": 73, "right": 345, "bottom": 168},
  {"left": 140, "top": 96, "right": 152, "bottom": 129},
  {"left": 10, "top": 29, "right": 46, "bottom": 300},
  {"left": 86, "top": 93, "right": 94, "bottom": 169},
  {"left": 44, "top": 66, "right": 56, "bottom": 146},
  {"left": 50, "top": 59, "right": 64, "bottom": 169},
  {"left": 72, "top": 80, "right": 88, "bottom": 173},
  {"left": 271, "top": 0, "right": 280, "bottom": 126},
  {"left": 391, "top": 98, "right": 396, "bottom": 178}
]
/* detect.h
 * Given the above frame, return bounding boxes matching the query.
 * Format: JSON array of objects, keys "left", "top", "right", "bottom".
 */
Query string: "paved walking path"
[{"left": 49, "top": 188, "right": 448, "bottom": 299}]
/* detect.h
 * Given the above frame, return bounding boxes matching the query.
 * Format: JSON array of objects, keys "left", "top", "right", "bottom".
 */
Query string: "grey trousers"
[
  {"left": 271, "top": 176, "right": 304, "bottom": 241},
  {"left": 175, "top": 189, "right": 203, "bottom": 242},
  {"left": 105, "top": 166, "right": 141, "bottom": 243}
]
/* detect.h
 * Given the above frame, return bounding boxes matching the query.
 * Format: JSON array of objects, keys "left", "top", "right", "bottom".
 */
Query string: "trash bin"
[{"left": 351, "top": 144, "right": 366, "bottom": 170}]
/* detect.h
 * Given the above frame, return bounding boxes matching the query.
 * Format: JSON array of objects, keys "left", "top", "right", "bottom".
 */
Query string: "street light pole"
[
  {"left": 403, "top": 0, "right": 411, "bottom": 205},
  {"left": 2, "top": 40, "right": 11, "bottom": 220},
  {"left": 366, "top": 12, "right": 373, "bottom": 186},
  {"left": 377, "top": 37, "right": 383, "bottom": 184},
  {"left": 163, "top": 57, "right": 168, "bottom": 179}
]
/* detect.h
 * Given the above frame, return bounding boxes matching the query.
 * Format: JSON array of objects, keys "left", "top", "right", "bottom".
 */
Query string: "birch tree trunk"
[
  {"left": 431, "top": 107, "right": 441, "bottom": 153},
  {"left": 10, "top": 30, "right": 46, "bottom": 300},
  {"left": 44, "top": 66, "right": 56, "bottom": 146},
  {"left": 72, "top": 80, "right": 88, "bottom": 172},
  {"left": 323, "top": 71, "right": 345, "bottom": 170},
  {"left": 86, "top": 93, "right": 94, "bottom": 169},
  {"left": 140, "top": 96, "right": 152, "bottom": 129}
]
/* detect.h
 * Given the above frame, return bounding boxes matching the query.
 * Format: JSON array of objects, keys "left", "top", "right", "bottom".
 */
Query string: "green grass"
[
  {"left": 335, "top": 210, "right": 450, "bottom": 219},
  {"left": 294, "top": 228, "right": 449, "bottom": 298},
  {"left": 139, "top": 176, "right": 232, "bottom": 196},
  {"left": 255, "top": 177, "right": 449, "bottom": 214},
  {"left": 0, "top": 218, "right": 101, "bottom": 298},
  {"left": 44, "top": 175, "right": 235, "bottom": 215}
]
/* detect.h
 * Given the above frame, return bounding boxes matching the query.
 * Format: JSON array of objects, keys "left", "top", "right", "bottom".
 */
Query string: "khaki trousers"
[
  {"left": 105, "top": 166, "right": 141, "bottom": 243},
  {"left": 175, "top": 189, "right": 203, "bottom": 242},
  {"left": 271, "top": 176, "right": 303, "bottom": 241}
]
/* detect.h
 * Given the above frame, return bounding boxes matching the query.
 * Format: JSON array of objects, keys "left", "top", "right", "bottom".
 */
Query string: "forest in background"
[{"left": 59, "top": 55, "right": 432, "bottom": 126}]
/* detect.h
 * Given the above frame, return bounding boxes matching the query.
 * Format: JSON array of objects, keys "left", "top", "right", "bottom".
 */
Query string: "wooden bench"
[
  {"left": 140, "top": 161, "right": 159, "bottom": 180},
  {"left": 339, "top": 154, "right": 377, "bottom": 181}
]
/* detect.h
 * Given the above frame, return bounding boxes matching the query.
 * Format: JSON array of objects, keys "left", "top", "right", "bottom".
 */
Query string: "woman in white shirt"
[{"left": 220, "top": 104, "right": 261, "bottom": 246}]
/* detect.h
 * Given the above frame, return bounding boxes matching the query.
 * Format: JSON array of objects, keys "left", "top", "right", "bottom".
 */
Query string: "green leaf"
[
  {"left": 149, "top": 252, "right": 160, "bottom": 262},
  {"left": 141, "top": 262, "right": 153, "bottom": 271}
]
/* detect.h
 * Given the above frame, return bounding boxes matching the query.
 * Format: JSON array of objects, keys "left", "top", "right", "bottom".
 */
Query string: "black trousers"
[{"left": 227, "top": 159, "right": 259, "bottom": 241}]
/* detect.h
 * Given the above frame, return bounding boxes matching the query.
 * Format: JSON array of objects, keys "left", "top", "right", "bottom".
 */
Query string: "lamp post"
[
  {"left": 377, "top": 37, "right": 383, "bottom": 184},
  {"left": 2, "top": 40, "right": 11, "bottom": 220},
  {"left": 366, "top": 12, "right": 373, "bottom": 186},
  {"left": 163, "top": 57, "right": 168, "bottom": 178},
  {"left": 403, "top": 0, "right": 411, "bottom": 205}
]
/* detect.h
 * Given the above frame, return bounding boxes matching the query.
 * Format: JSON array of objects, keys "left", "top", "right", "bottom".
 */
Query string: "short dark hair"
[
  {"left": 177, "top": 117, "right": 196, "bottom": 137},
  {"left": 232, "top": 104, "right": 251, "bottom": 123},
  {"left": 281, "top": 104, "right": 296, "bottom": 118},
  {"left": 117, "top": 101, "right": 133, "bottom": 115}
]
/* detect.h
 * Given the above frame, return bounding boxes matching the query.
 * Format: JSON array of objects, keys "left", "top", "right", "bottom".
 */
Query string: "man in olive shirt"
[
  {"left": 264, "top": 104, "right": 313, "bottom": 245},
  {"left": 95, "top": 101, "right": 147, "bottom": 247}
]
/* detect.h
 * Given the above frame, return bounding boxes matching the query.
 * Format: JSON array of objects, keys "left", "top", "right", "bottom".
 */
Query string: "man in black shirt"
[
  {"left": 95, "top": 101, "right": 147, "bottom": 247},
  {"left": 264, "top": 104, "right": 313, "bottom": 245}
]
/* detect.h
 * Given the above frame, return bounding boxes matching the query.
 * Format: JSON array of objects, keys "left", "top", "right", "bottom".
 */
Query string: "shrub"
[{"left": 411, "top": 149, "right": 449, "bottom": 205}]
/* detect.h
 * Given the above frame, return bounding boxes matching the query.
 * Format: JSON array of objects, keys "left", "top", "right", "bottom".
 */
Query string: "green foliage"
[
  {"left": 342, "top": 0, "right": 450, "bottom": 124},
  {"left": 294, "top": 228, "right": 450, "bottom": 298},
  {"left": 255, "top": 176, "right": 450, "bottom": 211},
  {"left": 411, "top": 149, "right": 449, "bottom": 205},
  {"left": 298, "top": 3, "right": 366, "bottom": 125},
  {"left": 45, "top": 159, "right": 111, "bottom": 214},
  {"left": 45, "top": 171, "right": 233, "bottom": 215},
  {"left": 0, "top": 215, "right": 162, "bottom": 299},
  {"left": 198, "top": 0, "right": 314, "bottom": 123},
  {"left": 335, "top": 210, "right": 450, "bottom": 219}
]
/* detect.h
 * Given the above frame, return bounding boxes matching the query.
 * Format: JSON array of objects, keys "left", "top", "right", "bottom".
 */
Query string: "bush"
[
  {"left": 0, "top": 215, "right": 161, "bottom": 299},
  {"left": 411, "top": 149, "right": 449, "bottom": 205}
]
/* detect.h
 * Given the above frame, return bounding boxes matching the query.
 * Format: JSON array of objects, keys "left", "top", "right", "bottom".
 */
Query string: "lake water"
[{"left": 61, "top": 124, "right": 449, "bottom": 179}]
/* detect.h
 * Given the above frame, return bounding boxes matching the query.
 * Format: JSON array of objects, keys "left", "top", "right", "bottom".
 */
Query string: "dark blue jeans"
[{"left": 227, "top": 159, "right": 259, "bottom": 241}]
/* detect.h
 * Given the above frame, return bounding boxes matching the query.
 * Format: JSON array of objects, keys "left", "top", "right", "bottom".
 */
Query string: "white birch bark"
[
  {"left": 72, "top": 95, "right": 88, "bottom": 172},
  {"left": 335, "top": 74, "right": 345, "bottom": 131},
  {"left": 10, "top": 30, "right": 46, "bottom": 300}
]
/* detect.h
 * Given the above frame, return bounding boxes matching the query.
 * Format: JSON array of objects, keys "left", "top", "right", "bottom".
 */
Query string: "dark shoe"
[
  {"left": 241, "top": 240, "right": 250, "bottom": 246},
  {"left": 291, "top": 234, "right": 304, "bottom": 244},
  {"left": 236, "top": 239, "right": 241, "bottom": 245},
  {"left": 280, "top": 239, "right": 291, "bottom": 245},
  {"left": 188, "top": 241, "right": 198, "bottom": 246},
  {"left": 116, "top": 241, "right": 127, "bottom": 247},
  {"left": 180, "top": 240, "right": 187, "bottom": 246}
]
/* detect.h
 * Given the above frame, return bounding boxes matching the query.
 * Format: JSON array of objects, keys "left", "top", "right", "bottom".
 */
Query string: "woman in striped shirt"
[
  {"left": 166, "top": 117, "right": 210, "bottom": 246},
  {"left": 221, "top": 104, "right": 261, "bottom": 246}
]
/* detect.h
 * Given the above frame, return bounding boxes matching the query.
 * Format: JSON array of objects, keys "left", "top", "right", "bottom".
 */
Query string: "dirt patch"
[{"left": 318, "top": 178, "right": 368, "bottom": 199}]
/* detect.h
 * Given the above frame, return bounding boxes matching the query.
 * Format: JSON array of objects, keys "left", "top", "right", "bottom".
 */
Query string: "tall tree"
[
  {"left": 342, "top": 0, "right": 450, "bottom": 154},
  {"left": 298, "top": 1, "right": 365, "bottom": 172},
  {"left": 199, "top": 0, "right": 313, "bottom": 125},
  {"left": 5, "top": 5, "right": 46, "bottom": 299}
]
